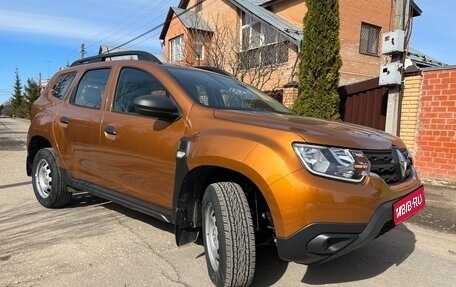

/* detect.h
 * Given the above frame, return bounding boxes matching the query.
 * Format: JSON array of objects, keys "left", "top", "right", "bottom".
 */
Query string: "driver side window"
[{"left": 114, "top": 68, "right": 167, "bottom": 114}]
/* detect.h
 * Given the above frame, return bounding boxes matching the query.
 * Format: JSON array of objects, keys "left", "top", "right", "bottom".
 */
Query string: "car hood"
[{"left": 213, "top": 110, "right": 403, "bottom": 150}]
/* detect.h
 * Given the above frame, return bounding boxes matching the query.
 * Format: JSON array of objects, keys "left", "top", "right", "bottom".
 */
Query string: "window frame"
[
  {"left": 71, "top": 68, "right": 110, "bottom": 110},
  {"left": 359, "top": 22, "right": 381, "bottom": 56},
  {"left": 239, "top": 11, "right": 289, "bottom": 68},
  {"left": 51, "top": 72, "right": 76, "bottom": 100},
  {"left": 169, "top": 35, "right": 184, "bottom": 63},
  {"left": 112, "top": 67, "right": 175, "bottom": 116}
]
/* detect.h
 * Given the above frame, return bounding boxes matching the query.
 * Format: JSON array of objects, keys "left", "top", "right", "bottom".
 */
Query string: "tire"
[
  {"left": 31, "top": 148, "right": 71, "bottom": 208},
  {"left": 202, "top": 182, "right": 256, "bottom": 287}
]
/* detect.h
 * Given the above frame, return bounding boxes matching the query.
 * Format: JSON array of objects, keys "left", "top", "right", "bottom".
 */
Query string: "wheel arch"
[
  {"left": 27, "top": 135, "right": 52, "bottom": 176},
  {"left": 173, "top": 164, "right": 278, "bottom": 246}
]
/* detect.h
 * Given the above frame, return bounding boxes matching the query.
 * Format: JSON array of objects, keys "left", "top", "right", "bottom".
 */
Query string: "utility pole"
[
  {"left": 384, "top": 0, "right": 411, "bottom": 135},
  {"left": 80, "top": 43, "right": 86, "bottom": 59}
]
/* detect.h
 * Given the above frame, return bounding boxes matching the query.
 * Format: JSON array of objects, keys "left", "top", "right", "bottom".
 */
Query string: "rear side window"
[
  {"left": 51, "top": 73, "right": 76, "bottom": 100},
  {"left": 72, "top": 69, "right": 110, "bottom": 109},
  {"left": 113, "top": 68, "right": 168, "bottom": 114}
]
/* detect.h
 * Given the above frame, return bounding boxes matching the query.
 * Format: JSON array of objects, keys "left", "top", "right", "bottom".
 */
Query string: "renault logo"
[{"left": 395, "top": 149, "right": 407, "bottom": 178}]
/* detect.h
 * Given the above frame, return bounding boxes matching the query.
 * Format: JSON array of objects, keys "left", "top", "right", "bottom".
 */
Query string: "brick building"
[{"left": 159, "top": 0, "right": 402, "bottom": 96}]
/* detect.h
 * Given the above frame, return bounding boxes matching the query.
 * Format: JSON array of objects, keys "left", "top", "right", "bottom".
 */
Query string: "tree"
[
  {"left": 10, "top": 68, "right": 27, "bottom": 118},
  {"left": 24, "top": 78, "right": 41, "bottom": 116},
  {"left": 1, "top": 101, "right": 12, "bottom": 117},
  {"left": 293, "top": 0, "right": 342, "bottom": 120}
]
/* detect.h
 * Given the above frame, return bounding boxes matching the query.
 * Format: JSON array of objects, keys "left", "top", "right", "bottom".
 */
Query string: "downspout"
[{"left": 289, "top": 39, "right": 301, "bottom": 83}]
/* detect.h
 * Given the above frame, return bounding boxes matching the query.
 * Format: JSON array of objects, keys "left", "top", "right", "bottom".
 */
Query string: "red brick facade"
[
  {"left": 414, "top": 68, "right": 456, "bottom": 182},
  {"left": 339, "top": 0, "right": 392, "bottom": 85}
]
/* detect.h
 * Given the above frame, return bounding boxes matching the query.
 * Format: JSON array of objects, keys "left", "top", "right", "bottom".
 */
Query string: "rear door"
[
  {"left": 97, "top": 67, "right": 185, "bottom": 209},
  {"left": 53, "top": 68, "right": 110, "bottom": 183}
]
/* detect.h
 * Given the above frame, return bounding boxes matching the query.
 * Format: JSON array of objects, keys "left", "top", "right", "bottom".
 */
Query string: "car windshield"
[{"left": 164, "top": 66, "right": 292, "bottom": 114}]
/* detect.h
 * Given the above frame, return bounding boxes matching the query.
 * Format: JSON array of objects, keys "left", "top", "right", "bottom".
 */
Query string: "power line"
[
  {"left": 66, "top": 0, "right": 218, "bottom": 61},
  {"left": 64, "top": 0, "right": 174, "bottom": 61},
  {"left": 84, "top": 0, "right": 174, "bottom": 51},
  {"left": 108, "top": 0, "right": 214, "bottom": 51}
]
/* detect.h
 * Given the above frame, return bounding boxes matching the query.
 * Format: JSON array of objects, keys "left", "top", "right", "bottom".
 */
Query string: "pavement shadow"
[
  {"left": 67, "top": 191, "right": 174, "bottom": 232},
  {"left": 301, "top": 224, "right": 416, "bottom": 284},
  {"left": 71, "top": 193, "right": 288, "bottom": 286},
  {"left": 0, "top": 181, "right": 31, "bottom": 190},
  {"left": 251, "top": 245, "right": 289, "bottom": 287},
  {"left": 68, "top": 191, "right": 109, "bottom": 207},
  {"left": 101, "top": 200, "right": 175, "bottom": 233}
]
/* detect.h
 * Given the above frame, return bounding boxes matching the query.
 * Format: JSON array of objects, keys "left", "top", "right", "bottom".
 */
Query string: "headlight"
[{"left": 293, "top": 143, "right": 370, "bottom": 183}]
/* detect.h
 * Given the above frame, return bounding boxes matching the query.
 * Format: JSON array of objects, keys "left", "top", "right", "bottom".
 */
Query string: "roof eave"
[
  {"left": 412, "top": 1, "right": 422, "bottom": 17},
  {"left": 230, "top": 0, "right": 302, "bottom": 46},
  {"left": 159, "top": 8, "right": 176, "bottom": 40}
]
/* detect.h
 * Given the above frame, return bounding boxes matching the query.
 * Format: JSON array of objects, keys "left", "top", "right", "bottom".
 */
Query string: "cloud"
[{"left": 0, "top": 10, "right": 130, "bottom": 41}]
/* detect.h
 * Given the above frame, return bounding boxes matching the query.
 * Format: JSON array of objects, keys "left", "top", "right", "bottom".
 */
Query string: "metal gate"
[{"left": 338, "top": 77, "right": 388, "bottom": 131}]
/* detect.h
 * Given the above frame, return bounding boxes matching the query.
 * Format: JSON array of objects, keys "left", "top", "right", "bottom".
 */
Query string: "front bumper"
[{"left": 276, "top": 196, "right": 407, "bottom": 264}]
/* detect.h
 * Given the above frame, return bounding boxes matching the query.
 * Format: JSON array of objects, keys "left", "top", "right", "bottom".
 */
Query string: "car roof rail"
[
  {"left": 195, "top": 66, "right": 235, "bottom": 78},
  {"left": 70, "top": 50, "right": 162, "bottom": 67}
]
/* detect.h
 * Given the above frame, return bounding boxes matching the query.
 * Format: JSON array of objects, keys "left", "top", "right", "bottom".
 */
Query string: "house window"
[
  {"left": 170, "top": 35, "right": 184, "bottom": 62},
  {"left": 240, "top": 12, "right": 288, "bottom": 68},
  {"left": 195, "top": 0, "right": 203, "bottom": 12},
  {"left": 359, "top": 22, "right": 381, "bottom": 56},
  {"left": 192, "top": 32, "right": 205, "bottom": 61},
  {"left": 241, "top": 13, "right": 262, "bottom": 50},
  {"left": 194, "top": 40, "right": 204, "bottom": 61}
]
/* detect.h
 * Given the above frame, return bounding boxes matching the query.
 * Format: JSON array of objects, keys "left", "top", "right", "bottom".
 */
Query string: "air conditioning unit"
[
  {"left": 381, "top": 30, "right": 405, "bottom": 54},
  {"left": 379, "top": 62, "right": 402, "bottom": 86}
]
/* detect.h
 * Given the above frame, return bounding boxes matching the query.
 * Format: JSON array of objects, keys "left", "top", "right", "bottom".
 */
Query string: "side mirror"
[{"left": 133, "top": 95, "right": 180, "bottom": 121}]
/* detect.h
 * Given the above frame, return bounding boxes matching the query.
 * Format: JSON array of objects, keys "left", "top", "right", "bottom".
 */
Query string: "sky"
[{"left": 0, "top": 0, "right": 455, "bottom": 104}]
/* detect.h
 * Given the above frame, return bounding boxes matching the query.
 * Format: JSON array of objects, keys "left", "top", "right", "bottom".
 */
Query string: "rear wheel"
[
  {"left": 202, "top": 182, "right": 256, "bottom": 287},
  {"left": 32, "top": 148, "right": 71, "bottom": 208}
]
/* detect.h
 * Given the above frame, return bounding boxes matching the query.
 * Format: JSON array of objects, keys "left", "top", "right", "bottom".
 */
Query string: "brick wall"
[
  {"left": 413, "top": 68, "right": 456, "bottom": 182},
  {"left": 339, "top": 0, "right": 392, "bottom": 86},
  {"left": 282, "top": 85, "right": 299, "bottom": 108},
  {"left": 270, "top": 0, "right": 307, "bottom": 26},
  {"left": 400, "top": 74, "right": 422, "bottom": 152}
]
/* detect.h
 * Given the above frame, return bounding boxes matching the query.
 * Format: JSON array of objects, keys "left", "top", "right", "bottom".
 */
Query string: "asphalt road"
[{"left": 1, "top": 117, "right": 455, "bottom": 287}]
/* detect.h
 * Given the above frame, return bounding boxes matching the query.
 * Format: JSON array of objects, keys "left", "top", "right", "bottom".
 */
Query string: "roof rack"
[{"left": 70, "top": 50, "right": 162, "bottom": 67}]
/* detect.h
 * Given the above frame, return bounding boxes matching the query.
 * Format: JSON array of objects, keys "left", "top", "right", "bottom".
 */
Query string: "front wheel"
[
  {"left": 202, "top": 182, "right": 256, "bottom": 287},
  {"left": 31, "top": 148, "right": 71, "bottom": 208}
]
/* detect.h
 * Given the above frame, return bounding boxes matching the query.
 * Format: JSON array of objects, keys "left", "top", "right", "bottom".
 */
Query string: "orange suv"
[{"left": 27, "top": 51, "right": 425, "bottom": 287}]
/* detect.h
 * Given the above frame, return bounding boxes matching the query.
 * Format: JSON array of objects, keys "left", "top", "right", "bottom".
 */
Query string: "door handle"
[
  {"left": 104, "top": 126, "right": 117, "bottom": 136},
  {"left": 59, "top": 116, "right": 69, "bottom": 124}
]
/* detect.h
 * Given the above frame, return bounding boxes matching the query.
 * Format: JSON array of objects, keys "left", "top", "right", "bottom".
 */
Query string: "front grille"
[{"left": 363, "top": 148, "right": 413, "bottom": 185}]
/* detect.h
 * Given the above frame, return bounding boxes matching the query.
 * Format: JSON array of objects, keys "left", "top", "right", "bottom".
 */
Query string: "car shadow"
[
  {"left": 65, "top": 193, "right": 416, "bottom": 286},
  {"left": 251, "top": 245, "right": 289, "bottom": 286},
  {"left": 249, "top": 224, "right": 416, "bottom": 286},
  {"left": 67, "top": 191, "right": 109, "bottom": 207},
  {"left": 301, "top": 224, "right": 416, "bottom": 284},
  {"left": 68, "top": 191, "right": 175, "bottom": 233}
]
